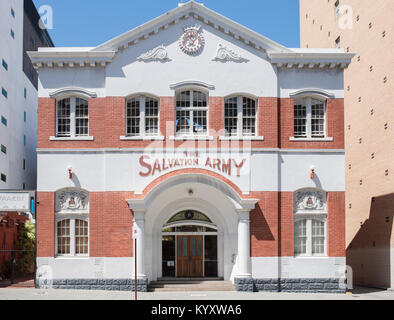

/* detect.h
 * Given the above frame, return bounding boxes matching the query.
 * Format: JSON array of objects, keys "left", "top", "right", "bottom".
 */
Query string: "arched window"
[
  {"left": 294, "top": 97, "right": 326, "bottom": 138},
  {"left": 224, "top": 96, "right": 257, "bottom": 137},
  {"left": 175, "top": 90, "right": 208, "bottom": 136},
  {"left": 55, "top": 188, "right": 89, "bottom": 257},
  {"left": 126, "top": 95, "right": 159, "bottom": 137},
  {"left": 294, "top": 189, "right": 327, "bottom": 257},
  {"left": 56, "top": 97, "right": 89, "bottom": 137}
]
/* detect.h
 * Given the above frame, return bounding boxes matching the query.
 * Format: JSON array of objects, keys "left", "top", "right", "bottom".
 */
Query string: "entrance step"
[{"left": 149, "top": 279, "right": 235, "bottom": 292}]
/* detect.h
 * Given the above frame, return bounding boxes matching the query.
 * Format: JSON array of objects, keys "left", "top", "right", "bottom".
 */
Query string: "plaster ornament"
[
  {"left": 212, "top": 43, "right": 248, "bottom": 62},
  {"left": 137, "top": 45, "right": 169, "bottom": 61},
  {"left": 179, "top": 25, "right": 205, "bottom": 55},
  {"left": 295, "top": 191, "right": 325, "bottom": 212},
  {"left": 56, "top": 189, "right": 89, "bottom": 213}
]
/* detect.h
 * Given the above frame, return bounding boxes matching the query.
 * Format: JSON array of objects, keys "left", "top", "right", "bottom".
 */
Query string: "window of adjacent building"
[
  {"left": 10, "top": 29, "right": 15, "bottom": 39},
  {"left": 294, "top": 190, "right": 327, "bottom": 257},
  {"left": 1, "top": 173, "right": 6, "bottom": 183},
  {"left": 11, "top": 8, "right": 15, "bottom": 18},
  {"left": 335, "top": 36, "right": 341, "bottom": 48},
  {"left": 294, "top": 98, "right": 326, "bottom": 139},
  {"left": 56, "top": 97, "right": 89, "bottom": 138},
  {"left": 126, "top": 96, "right": 159, "bottom": 137},
  {"left": 56, "top": 218, "right": 89, "bottom": 256},
  {"left": 1, "top": 88, "right": 7, "bottom": 98},
  {"left": 175, "top": 90, "right": 208, "bottom": 136},
  {"left": 1, "top": 116, "right": 7, "bottom": 126},
  {"left": 22, "top": 183, "right": 26, "bottom": 190},
  {"left": 23, "top": 135, "right": 26, "bottom": 146},
  {"left": 2, "top": 59, "right": 8, "bottom": 71},
  {"left": 224, "top": 96, "right": 257, "bottom": 137},
  {"left": 1, "top": 144, "right": 6, "bottom": 154},
  {"left": 23, "top": 159, "right": 26, "bottom": 170},
  {"left": 335, "top": 0, "right": 340, "bottom": 17},
  {"left": 24, "top": 88, "right": 27, "bottom": 99},
  {"left": 24, "top": 111, "right": 26, "bottom": 122}
]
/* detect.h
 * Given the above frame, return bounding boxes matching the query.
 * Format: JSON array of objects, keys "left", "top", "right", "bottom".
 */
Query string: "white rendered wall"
[
  {"left": 0, "top": 0, "right": 38, "bottom": 190},
  {"left": 37, "top": 150, "right": 345, "bottom": 193}
]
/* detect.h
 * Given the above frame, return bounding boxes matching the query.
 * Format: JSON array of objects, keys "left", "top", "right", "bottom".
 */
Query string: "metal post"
[
  {"left": 10, "top": 251, "right": 15, "bottom": 285},
  {"left": 135, "top": 238, "right": 137, "bottom": 301}
]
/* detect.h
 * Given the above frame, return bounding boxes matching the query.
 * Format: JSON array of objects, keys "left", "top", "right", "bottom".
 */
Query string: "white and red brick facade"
[{"left": 29, "top": 2, "right": 353, "bottom": 292}]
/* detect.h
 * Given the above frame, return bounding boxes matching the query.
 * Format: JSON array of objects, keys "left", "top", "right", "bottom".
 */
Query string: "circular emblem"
[{"left": 179, "top": 26, "right": 205, "bottom": 55}]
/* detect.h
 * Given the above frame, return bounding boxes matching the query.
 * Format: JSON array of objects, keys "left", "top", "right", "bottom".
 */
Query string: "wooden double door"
[{"left": 176, "top": 235, "right": 203, "bottom": 277}]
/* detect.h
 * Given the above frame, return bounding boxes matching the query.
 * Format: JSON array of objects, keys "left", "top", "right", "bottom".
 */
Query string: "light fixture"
[
  {"left": 310, "top": 166, "right": 316, "bottom": 180},
  {"left": 67, "top": 165, "right": 73, "bottom": 179}
]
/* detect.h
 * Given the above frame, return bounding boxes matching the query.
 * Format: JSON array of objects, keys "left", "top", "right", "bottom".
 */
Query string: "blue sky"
[{"left": 32, "top": 0, "right": 300, "bottom": 48}]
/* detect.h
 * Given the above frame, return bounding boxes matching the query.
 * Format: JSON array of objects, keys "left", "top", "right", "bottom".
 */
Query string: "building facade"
[
  {"left": 0, "top": 0, "right": 53, "bottom": 191},
  {"left": 300, "top": 0, "right": 394, "bottom": 289},
  {"left": 29, "top": 1, "right": 353, "bottom": 292}
]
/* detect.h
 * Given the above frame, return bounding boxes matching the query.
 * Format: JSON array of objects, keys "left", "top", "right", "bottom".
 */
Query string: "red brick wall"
[
  {"left": 327, "top": 192, "right": 346, "bottom": 257},
  {"left": 36, "top": 193, "right": 55, "bottom": 257},
  {"left": 38, "top": 97, "right": 343, "bottom": 150}
]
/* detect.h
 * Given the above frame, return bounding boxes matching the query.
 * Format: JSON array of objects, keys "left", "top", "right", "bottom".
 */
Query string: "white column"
[
  {"left": 133, "top": 210, "right": 146, "bottom": 278},
  {"left": 237, "top": 210, "right": 252, "bottom": 278}
]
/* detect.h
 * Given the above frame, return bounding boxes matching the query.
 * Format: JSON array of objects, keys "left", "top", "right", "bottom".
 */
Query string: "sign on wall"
[{"left": 0, "top": 192, "right": 34, "bottom": 212}]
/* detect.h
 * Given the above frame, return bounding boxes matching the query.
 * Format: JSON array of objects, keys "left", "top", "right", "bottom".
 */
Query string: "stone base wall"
[
  {"left": 235, "top": 278, "right": 346, "bottom": 293},
  {"left": 38, "top": 278, "right": 148, "bottom": 292}
]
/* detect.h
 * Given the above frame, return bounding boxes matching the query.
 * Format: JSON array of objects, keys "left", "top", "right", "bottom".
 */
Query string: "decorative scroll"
[
  {"left": 212, "top": 43, "right": 248, "bottom": 62},
  {"left": 295, "top": 190, "right": 326, "bottom": 213},
  {"left": 56, "top": 189, "right": 89, "bottom": 213},
  {"left": 137, "top": 45, "right": 169, "bottom": 61}
]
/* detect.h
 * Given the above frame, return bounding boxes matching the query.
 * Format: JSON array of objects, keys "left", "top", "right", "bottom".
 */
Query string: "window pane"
[
  {"left": 57, "top": 220, "right": 70, "bottom": 255},
  {"left": 176, "top": 110, "right": 190, "bottom": 134},
  {"left": 75, "top": 219, "right": 89, "bottom": 255},
  {"left": 145, "top": 97, "right": 159, "bottom": 136},
  {"left": 193, "top": 110, "right": 207, "bottom": 135},
  {"left": 57, "top": 99, "right": 71, "bottom": 137},
  {"left": 126, "top": 98, "right": 140, "bottom": 136},
  {"left": 225, "top": 97, "right": 238, "bottom": 136},
  {"left": 193, "top": 91, "right": 207, "bottom": 107},
  {"left": 312, "top": 220, "right": 325, "bottom": 255},
  {"left": 176, "top": 91, "right": 190, "bottom": 108},
  {"left": 294, "top": 220, "right": 307, "bottom": 255},
  {"left": 311, "top": 101, "right": 325, "bottom": 138},
  {"left": 294, "top": 104, "right": 307, "bottom": 137},
  {"left": 242, "top": 98, "right": 256, "bottom": 136},
  {"left": 75, "top": 98, "right": 89, "bottom": 136}
]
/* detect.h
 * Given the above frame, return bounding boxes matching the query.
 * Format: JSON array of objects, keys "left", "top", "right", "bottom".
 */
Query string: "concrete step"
[{"left": 149, "top": 280, "right": 235, "bottom": 292}]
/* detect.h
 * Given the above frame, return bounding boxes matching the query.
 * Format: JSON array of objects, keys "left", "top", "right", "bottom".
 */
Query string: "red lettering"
[
  {"left": 232, "top": 159, "right": 246, "bottom": 177},
  {"left": 151, "top": 160, "right": 162, "bottom": 176},
  {"left": 222, "top": 159, "right": 232, "bottom": 176},
  {"left": 139, "top": 156, "right": 152, "bottom": 177}
]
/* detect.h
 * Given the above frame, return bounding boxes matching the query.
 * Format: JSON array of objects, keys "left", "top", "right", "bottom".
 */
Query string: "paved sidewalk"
[{"left": 0, "top": 287, "right": 393, "bottom": 300}]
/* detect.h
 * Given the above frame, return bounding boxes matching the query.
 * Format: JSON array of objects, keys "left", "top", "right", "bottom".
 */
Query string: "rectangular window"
[
  {"left": 312, "top": 220, "right": 326, "bottom": 255},
  {"left": 2, "top": 59, "right": 8, "bottom": 71},
  {"left": 24, "top": 111, "right": 26, "bottom": 122},
  {"left": 22, "top": 183, "right": 26, "bottom": 190},
  {"left": 57, "top": 220, "right": 71, "bottom": 255},
  {"left": 11, "top": 8, "right": 15, "bottom": 17},
  {"left": 1, "top": 116, "right": 7, "bottom": 126},
  {"left": 335, "top": 36, "right": 341, "bottom": 48},
  {"left": 57, "top": 98, "right": 71, "bottom": 137},
  {"left": 335, "top": 0, "right": 340, "bottom": 17},
  {"left": 24, "top": 88, "right": 27, "bottom": 99},
  {"left": 242, "top": 98, "right": 256, "bottom": 136},
  {"left": 75, "top": 220, "right": 89, "bottom": 255},
  {"left": 294, "top": 104, "right": 307, "bottom": 137},
  {"left": 75, "top": 98, "right": 89, "bottom": 136},
  {"left": 0, "top": 173, "right": 6, "bottom": 183},
  {"left": 145, "top": 97, "right": 159, "bottom": 136},
  {"left": 10, "top": 29, "right": 15, "bottom": 39},
  {"left": 294, "top": 220, "right": 307, "bottom": 255},
  {"left": 1, "top": 144, "right": 6, "bottom": 154},
  {"left": 23, "top": 159, "right": 26, "bottom": 170},
  {"left": 224, "top": 97, "right": 238, "bottom": 136},
  {"left": 311, "top": 102, "right": 326, "bottom": 137},
  {"left": 126, "top": 98, "right": 140, "bottom": 136},
  {"left": 2, "top": 88, "right": 7, "bottom": 98},
  {"left": 23, "top": 135, "right": 26, "bottom": 146}
]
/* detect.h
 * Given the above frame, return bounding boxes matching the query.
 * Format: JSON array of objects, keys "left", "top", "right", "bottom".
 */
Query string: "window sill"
[
  {"left": 219, "top": 136, "right": 265, "bottom": 141},
  {"left": 170, "top": 136, "right": 214, "bottom": 141},
  {"left": 55, "top": 256, "right": 90, "bottom": 260},
  {"left": 290, "top": 137, "right": 333, "bottom": 142},
  {"left": 294, "top": 255, "right": 328, "bottom": 259},
  {"left": 50, "top": 136, "right": 94, "bottom": 141},
  {"left": 120, "top": 136, "right": 165, "bottom": 141}
]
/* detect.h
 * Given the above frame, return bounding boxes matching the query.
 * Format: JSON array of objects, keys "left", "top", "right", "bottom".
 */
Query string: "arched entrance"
[{"left": 162, "top": 210, "right": 218, "bottom": 278}]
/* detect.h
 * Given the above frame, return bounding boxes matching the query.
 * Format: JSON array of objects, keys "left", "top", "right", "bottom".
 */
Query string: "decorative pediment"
[
  {"left": 137, "top": 45, "right": 169, "bottom": 62},
  {"left": 55, "top": 189, "right": 89, "bottom": 213},
  {"left": 295, "top": 190, "right": 326, "bottom": 214},
  {"left": 212, "top": 43, "right": 248, "bottom": 62}
]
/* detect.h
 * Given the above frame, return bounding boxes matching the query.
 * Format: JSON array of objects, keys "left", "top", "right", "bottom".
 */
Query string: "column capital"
[{"left": 237, "top": 210, "right": 250, "bottom": 222}]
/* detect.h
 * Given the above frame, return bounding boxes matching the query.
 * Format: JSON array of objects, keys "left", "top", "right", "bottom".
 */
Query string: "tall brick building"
[
  {"left": 300, "top": 0, "right": 394, "bottom": 289},
  {"left": 28, "top": 1, "right": 353, "bottom": 292}
]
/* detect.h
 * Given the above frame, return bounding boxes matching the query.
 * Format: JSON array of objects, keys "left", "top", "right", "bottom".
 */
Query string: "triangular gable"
[{"left": 92, "top": 1, "right": 290, "bottom": 54}]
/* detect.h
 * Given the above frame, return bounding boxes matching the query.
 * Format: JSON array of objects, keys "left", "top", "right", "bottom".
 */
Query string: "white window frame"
[
  {"left": 53, "top": 96, "right": 93, "bottom": 141},
  {"left": 124, "top": 95, "right": 161, "bottom": 139},
  {"left": 294, "top": 216, "right": 327, "bottom": 257},
  {"left": 291, "top": 97, "right": 331, "bottom": 141},
  {"left": 175, "top": 89, "right": 209, "bottom": 138},
  {"left": 55, "top": 216, "right": 89, "bottom": 258},
  {"left": 221, "top": 95, "right": 264, "bottom": 141}
]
